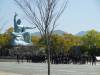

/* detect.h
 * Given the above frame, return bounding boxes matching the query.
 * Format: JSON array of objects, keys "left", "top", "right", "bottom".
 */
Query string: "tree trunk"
[{"left": 47, "top": 37, "right": 50, "bottom": 75}]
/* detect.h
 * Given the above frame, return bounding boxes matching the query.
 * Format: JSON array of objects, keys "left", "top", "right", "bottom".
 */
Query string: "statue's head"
[{"left": 17, "top": 19, "right": 21, "bottom": 25}]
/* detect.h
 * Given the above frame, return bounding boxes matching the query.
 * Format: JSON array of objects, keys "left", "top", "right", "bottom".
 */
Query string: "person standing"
[{"left": 92, "top": 55, "right": 96, "bottom": 65}]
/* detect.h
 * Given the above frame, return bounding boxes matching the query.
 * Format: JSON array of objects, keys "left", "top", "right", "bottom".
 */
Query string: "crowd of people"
[
  {"left": 51, "top": 54, "right": 96, "bottom": 65},
  {"left": 16, "top": 53, "right": 97, "bottom": 65}
]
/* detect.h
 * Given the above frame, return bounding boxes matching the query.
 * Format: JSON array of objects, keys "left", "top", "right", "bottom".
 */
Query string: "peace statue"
[{"left": 11, "top": 13, "right": 34, "bottom": 46}]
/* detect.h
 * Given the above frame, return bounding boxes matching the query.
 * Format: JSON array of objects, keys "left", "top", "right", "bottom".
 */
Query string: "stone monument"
[{"left": 11, "top": 13, "right": 34, "bottom": 46}]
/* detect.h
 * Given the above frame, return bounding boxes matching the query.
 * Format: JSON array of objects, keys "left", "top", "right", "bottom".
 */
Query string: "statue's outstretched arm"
[{"left": 24, "top": 27, "right": 36, "bottom": 29}]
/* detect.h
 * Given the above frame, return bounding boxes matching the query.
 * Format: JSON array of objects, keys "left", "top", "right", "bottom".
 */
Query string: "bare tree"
[{"left": 15, "top": 0, "right": 68, "bottom": 75}]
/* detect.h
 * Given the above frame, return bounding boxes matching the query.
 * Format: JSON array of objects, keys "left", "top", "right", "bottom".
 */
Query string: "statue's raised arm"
[
  {"left": 14, "top": 13, "right": 18, "bottom": 32},
  {"left": 14, "top": 13, "right": 22, "bottom": 33}
]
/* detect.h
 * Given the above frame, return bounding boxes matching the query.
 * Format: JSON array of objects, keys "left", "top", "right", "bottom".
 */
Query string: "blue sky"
[{"left": 0, "top": 0, "right": 100, "bottom": 34}]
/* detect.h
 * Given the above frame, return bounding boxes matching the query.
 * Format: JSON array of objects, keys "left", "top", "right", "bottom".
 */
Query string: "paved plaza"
[{"left": 0, "top": 62, "right": 100, "bottom": 75}]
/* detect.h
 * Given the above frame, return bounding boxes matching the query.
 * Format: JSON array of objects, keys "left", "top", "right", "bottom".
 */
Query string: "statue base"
[{"left": 11, "top": 32, "right": 33, "bottom": 46}]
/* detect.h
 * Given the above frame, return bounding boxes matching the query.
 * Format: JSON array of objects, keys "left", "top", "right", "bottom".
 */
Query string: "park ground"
[{"left": 0, "top": 62, "right": 100, "bottom": 75}]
